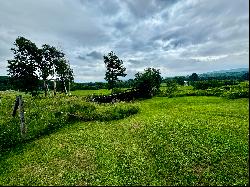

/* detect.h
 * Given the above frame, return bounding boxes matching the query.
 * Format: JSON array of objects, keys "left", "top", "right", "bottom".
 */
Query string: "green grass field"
[
  {"left": 0, "top": 90, "right": 249, "bottom": 185},
  {"left": 70, "top": 89, "right": 111, "bottom": 96}
]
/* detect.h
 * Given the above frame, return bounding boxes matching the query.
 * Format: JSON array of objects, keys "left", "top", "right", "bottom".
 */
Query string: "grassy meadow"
[
  {"left": 0, "top": 89, "right": 249, "bottom": 185},
  {"left": 70, "top": 89, "right": 111, "bottom": 97}
]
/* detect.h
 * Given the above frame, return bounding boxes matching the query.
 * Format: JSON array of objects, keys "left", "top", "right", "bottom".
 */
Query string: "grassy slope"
[{"left": 0, "top": 96, "right": 249, "bottom": 185}]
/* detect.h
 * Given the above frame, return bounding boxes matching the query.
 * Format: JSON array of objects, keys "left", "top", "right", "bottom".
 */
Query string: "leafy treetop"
[{"left": 104, "top": 51, "right": 126, "bottom": 91}]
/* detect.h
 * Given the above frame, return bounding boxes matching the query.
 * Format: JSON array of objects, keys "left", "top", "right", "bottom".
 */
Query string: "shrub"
[
  {"left": 222, "top": 81, "right": 249, "bottom": 99},
  {"left": 161, "top": 80, "right": 178, "bottom": 97},
  {"left": 134, "top": 68, "right": 162, "bottom": 98}
]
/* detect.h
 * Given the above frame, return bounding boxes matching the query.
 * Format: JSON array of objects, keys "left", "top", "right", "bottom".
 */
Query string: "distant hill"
[{"left": 199, "top": 68, "right": 249, "bottom": 78}]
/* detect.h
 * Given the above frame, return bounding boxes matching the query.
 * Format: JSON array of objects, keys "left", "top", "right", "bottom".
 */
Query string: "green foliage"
[
  {"left": 116, "top": 79, "right": 135, "bottom": 88},
  {"left": 189, "top": 73, "right": 199, "bottom": 82},
  {"left": 55, "top": 59, "right": 74, "bottom": 93},
  {"left": 71, "top": 89, "right": 111, "bottom": 96},
  {"left": 192, "top": 80, "right": 239, "bottom": 90},
  {"left": 134, "top": 68, "right": 162, "bottom": 98},
  {"left": 7, "top": 37, "right": 40, "bottom": 95},
  {"left": 70, "top": 80, "right": 135, "bottom": 91},
  {"left": 0, "top": 92, "right": 138, "bottom": 150},
  {"left": 38, "top": 44, "right": 67, "bottom": 96},
  {"left": 159, "top": 80, "right": 178, "bottom": 97},
  {"left": 71, "top": 82, "right": 108, "bottom": 91},
  {"left": 242, "top": 71, "right": 249, "bottom": 80},
  {"left": 0, "top": 76, "right": 12, "bottom": 91},
  {"left": 111, "top": 87, "right": 126, "bottom": 94},
  {"left": 7, "top": 36, "right": 74, "bottom": 96},
  {"left": 165, "top": 81, "right": 249, "bottom": 99},
  {"left": 222, "top": 81, "right": 249, "bottom": 99},
  {"left": 104, "top": 51, "right": 127, "bottom": 91},
  {"left": 38, "top": 44, "right": 62, "bottom": 80},
  {"left": 173, "top": 76, "right": 186, "bottom": 86}
]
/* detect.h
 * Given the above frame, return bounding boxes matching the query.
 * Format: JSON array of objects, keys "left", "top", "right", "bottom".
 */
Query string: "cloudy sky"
[{"left": 0, "top": 0, "right": 249, "bottom": 82}]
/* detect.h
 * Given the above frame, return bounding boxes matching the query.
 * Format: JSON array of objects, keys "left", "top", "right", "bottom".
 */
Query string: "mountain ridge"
[{"left": 199, "top": 67, "right": 248, "bottom": 77}]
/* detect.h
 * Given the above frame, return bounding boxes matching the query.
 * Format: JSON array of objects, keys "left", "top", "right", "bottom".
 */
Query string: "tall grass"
[{"left": 0, "top": 91, "right": 138, "bottom": 150}]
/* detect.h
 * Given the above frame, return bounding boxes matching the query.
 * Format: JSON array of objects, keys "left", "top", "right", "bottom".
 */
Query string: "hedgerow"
[{"left": 159, "top": 81, "right": 249, "bottom": 99}]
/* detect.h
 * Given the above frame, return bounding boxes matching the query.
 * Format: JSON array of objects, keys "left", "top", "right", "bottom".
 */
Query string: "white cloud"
[{"left": 190, "top": 55, "right": 228, "bottom": 62}]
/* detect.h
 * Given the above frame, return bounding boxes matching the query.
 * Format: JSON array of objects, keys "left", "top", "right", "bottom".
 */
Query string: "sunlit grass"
[
  {"left": 0, "top": 90, "right": 248, "bottom": 185},
  {"left": 70, "top": 89, "right": 111, "bottom": 96}
]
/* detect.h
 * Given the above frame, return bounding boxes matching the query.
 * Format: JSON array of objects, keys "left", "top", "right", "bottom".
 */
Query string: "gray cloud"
[
  {"left": 86, "top": 51, "right": 103, "bottom": 59},
  {"left": 0, "top": 0, "right": 248, "bottom": 82},
  {"left": 77, "top": 55, "right": 86, "bottom": 61}
]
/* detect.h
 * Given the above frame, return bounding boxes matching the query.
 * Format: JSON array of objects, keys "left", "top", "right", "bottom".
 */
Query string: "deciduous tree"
[
  {"left": 189, "top": 73, "right": 199, "bottom": 82},
  {"left": 38, "top": 44, "right": 65, "bottom": 96},
  {"left": 7, "top": 37, "right": 40, "bottom": 95},
  {"left": 104, "top": 51, "right": 126, "bottom": 92},
  {"left": 55, "top": 59, "right": 74, "bottom": 94},
  {"left": 7, "top": 36, "right": 74, "bottom": 96}
]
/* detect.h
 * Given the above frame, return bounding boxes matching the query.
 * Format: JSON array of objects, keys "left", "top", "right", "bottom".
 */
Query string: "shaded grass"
[{"left": 0, "top": 96, "right": 249, "bottom": 185}]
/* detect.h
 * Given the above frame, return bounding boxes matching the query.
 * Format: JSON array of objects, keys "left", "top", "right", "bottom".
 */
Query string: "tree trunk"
[
  {"left": 68, "top": 82, "right": 71, "bottom": 95},
  {"left": 44, "top": 80, "right": 47, "bottom": 97},
  {"left": 63, "top": 81, "right": 68, "bottom": 95},
  {"left": 53, "top": 79, "right": 57, "bottom": 96}
]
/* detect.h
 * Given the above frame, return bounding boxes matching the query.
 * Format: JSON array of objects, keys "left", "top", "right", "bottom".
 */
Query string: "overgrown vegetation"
[
  {"left": 87, "top": 67, "right": 163, "bottom": 103},
  {"left": 160, "top": 80, "right": 249, "bottom": 99},
  {"left": 0, "top": 91, "right": 139, "bottom": 150}
]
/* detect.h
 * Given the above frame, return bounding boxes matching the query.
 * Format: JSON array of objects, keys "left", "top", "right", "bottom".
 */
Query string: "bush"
[
  {"left": 134, "top": 68, "right": 162, "bottom": 98},
  {"left": 158, "top": 80, "right": 178, "bottom": 97},
  {"left": 222, "top": 81, "right": 249, "bottom": 99}
]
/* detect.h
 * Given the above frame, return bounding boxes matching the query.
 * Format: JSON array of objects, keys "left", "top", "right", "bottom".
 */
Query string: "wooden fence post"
[
  {"left": 19, "top": 95, "right": 26, "bottom": 137},
  {"left": 12, "top": 95, "right": 26, "bottom": 138}
]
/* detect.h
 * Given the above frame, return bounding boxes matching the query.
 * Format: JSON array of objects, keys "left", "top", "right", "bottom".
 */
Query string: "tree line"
[
  {"left": 5, "top": 37, "right": 162, "bottom": 98},
  {"left": 2, "top": 36, "right": 249, "bottom": 97},
  {"left": 7, "top": 36, "right": 73, "bottom": 96}
]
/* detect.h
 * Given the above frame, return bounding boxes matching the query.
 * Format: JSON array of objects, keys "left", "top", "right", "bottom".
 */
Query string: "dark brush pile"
[{"left": 87, "top": 89, "right": 146, "bottom": 103}]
